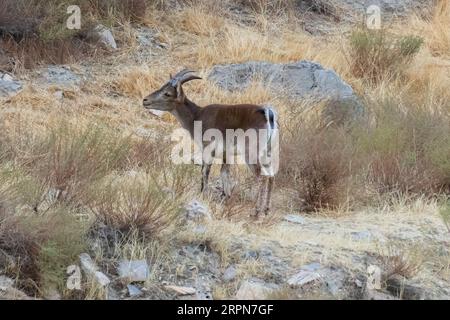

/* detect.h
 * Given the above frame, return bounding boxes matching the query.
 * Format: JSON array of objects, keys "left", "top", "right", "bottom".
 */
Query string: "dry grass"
[{"left": 1, "top": 0, "right": 450, "bottom": 299}]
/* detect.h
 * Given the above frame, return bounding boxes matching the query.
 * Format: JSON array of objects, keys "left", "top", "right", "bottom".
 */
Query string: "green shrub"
[{"left": 348, "top": 27, "right": 423, "bottom": 83}]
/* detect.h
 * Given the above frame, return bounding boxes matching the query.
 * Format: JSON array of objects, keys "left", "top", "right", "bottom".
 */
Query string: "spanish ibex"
[{"left": 143, "top": 69, "right": 278, "bottom": 216}]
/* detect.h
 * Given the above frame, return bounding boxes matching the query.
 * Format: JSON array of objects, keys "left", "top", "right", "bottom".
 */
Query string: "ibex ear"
[{"left": 175, "top": 82, "right": 185, "bottom": 102}]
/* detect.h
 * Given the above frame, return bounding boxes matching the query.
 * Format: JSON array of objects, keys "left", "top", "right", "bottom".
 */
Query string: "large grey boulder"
[
  {"left": 0, "top": 72, "right": 22, "bottom": 97},
  {"left": 208, "top": 60, "right": 364, "bottom": 124}
]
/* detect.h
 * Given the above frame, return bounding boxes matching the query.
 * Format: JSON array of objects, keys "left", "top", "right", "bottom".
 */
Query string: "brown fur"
[{"left": 143, "top": 71, "right": 276, "bottom": 216}]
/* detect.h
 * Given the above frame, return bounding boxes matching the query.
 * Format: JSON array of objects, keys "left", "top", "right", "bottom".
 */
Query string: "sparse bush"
[
  {"left": 19, "top": 123, "right": 132, "bottom": 206},
  {"left": 88, "top": 175, "right": 182, "bottom": 238},
  {"left": 379, "top": 243, "right": 423, "bottom": 280},
  {"left": 348, "top": 27, "right": 423, "bottom": 83},
  {"left": 0, "top": 0, "right": 149, "bottom": 69},
  {"left": 0, "top": 205, "right": 86, "bottom": 295},
  {"left": 280, "top": 123, "right": 356, "bottom": 211},
  {"left": 357, "top": 100, "right": 450, "bottom": 195}
]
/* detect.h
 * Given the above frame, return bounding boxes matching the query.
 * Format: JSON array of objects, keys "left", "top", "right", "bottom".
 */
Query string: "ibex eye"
[{"left": 164, "top": 93, "right": 171, "bottom": 97}]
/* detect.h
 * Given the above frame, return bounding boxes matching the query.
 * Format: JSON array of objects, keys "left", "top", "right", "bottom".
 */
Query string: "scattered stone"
[
  {"left": 136, "top": 27, "right": 167, "bottom": 48},
  {"left": 351, "top": 230, "right": 372, "bottom": 241},
  {"left": 79, "top": 253, "right": 111, "bottom": 287},
  {"left": 301, "top": 262, "right": 322, "bottom": 272},
  {"left": 236, "top": 279, "right": 278, "bottom": 300},
  {"left": 0, "top": 72, "right": 22, "bottom": 97},
  {"left": 44, "top": 286, "right": 61, "bottom": 300},
  {"left": 118, "top": 260, "right": 149, "bottom": 282},
  {"left": 127, "top": 284, "right": 143, "bottom": 297},
  {"left": 90, "top": 25, "right": 117, "bottom": 50},
  {"left": 164, "top": 285, "right": 196, "bottom": 296},
  {"left": 107, "top": 287, "right": 121, "bottom": 300},
  {"left": 42, "top": 66, "right": 81, "bottom": 87},
  {"left": 287, "top": 270, "right": 321, "bottom": 287},
  {"left": 386, "top": 275, "right": 425, "bottom": 300},
  {"left": 364, "top": 289, "right": 398, "bottom": 300},
  {"left": 0, "top": 286, "right": 31, "bottom": 300},
  {"left": 366, "top": 265, "right": 382, "bottom": 290},
  {"left": 192, "top": 224, "right": 207, "bottom": 235},
  {"left": 284, "top": 214, "right": 306, "bottom": 224},
  {"left": 0, "top": 276, "right": 30, "bottom": 300},
  {"left": 53, "top": 90, "right": 64, "bottom": 100},
  {"left": 183, "top": 200, "right": 211, "bottom": 222},
  {"left": 0, "top": 276, "right": 14, "bottom": 290},
  {"left": 242, "top": 250, "right": 259, "bottom": 260},
  {"left": 223, "top": 266, "right": 237, "bottom": 282}
]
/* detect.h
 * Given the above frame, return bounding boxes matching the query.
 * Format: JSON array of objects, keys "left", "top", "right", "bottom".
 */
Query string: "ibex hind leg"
[
  {"left": 263, "top": 176, "right": 274, "bottom": 215},
  {"left": 248, "top": 164, "right": 265, "bottom": 217}
]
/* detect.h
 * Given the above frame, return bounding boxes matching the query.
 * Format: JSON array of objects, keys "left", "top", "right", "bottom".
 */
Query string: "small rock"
[
  {"left": 366, "top": 265, "right": 382, "bottom": 290},
  {"left": 287, "top": 270, "right": 321, "bottom": 287},
  {"left": 365, "top": 289, "right": 398, "bottom": 300},
  {"left": 223, "top": 266, "right": 237, "bottom": 282},
  {"left": 301, "top": 262, "right": 322, "bottom": 272},
  {"left": 284, "top": 214, "right": 306, "bottom": 224},
  {"left": 0, "top": 286, "right": 31, "bottom": 300},
  {"left": 53, "top": 90, "right": 64, "bottom": 100},
  {"left": 42, "top": 66, "right": 80, "bottom": 87},
  {"left": 0, "top": 72, "right": 22, "bottom": 97},
  {"left": 183, "top": 200, "right": 211, "bottom": 222},
  {"left": 91, "top": 24, "right": 117, "bottom": 50},
  {"left": 118, "top": 260, "right": 149, "bottom": 282},
  {"left": 235, "top": 279, "right": 278, "bottom": 300},
  {"left": 127, "top": 284, "right": 143, "bottom": 297},
  {"left": 386, "top": 275, "right": 424, "bottom": 300},
  {"left": 79, "top": 253, "right": 98, "bottom": 275},
  {"left": 0, "top": 276, "right": 30, "bottom": 300},
  {"left": 136, "top": 27, "right": 157, "bottom": 47},
  {"left": 242, "top": 250, "right": 259, "bottom": 260},
  {"left": 164, "top": 285, "right": 196, "bottom": 296},
  {"left": 351, "top": 230, "right": 372, "bottom": 241},
  {"left": 107, "top": 287, "right": 121, "bottom": 300},
  {"left": 79, "top": 253, "right": 111, "bottom": 287},
  {"left": 195, "top": 290, "right": 213, "bottom": 300},
  {"left": 44, "top": 286, "right": 61, "bottom": 300},
  {"left": 94, "top": 271, "right": 111, "bottom": 287},
  {"left": 192, "top": 224, "right": 207, "bottom": 235},
  {"left": 0, "top": 276, "right": 14, "bottom": 290}
]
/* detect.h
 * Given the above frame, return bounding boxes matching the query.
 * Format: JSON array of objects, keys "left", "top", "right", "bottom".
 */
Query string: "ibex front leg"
[
  {"left": 201, "top": 163, "right": 211, "bottom": 193},
  {"left": 220, "top": 164, "right": 232, "bottom": 199}
]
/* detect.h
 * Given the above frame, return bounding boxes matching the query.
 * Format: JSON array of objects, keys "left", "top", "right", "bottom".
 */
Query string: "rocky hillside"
[{"left": 0, "top": 0, "right": 449, "bottom": 300}]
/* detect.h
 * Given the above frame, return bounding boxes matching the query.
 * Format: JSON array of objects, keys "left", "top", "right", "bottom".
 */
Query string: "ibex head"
[{"left": 142, "top": 69, "right": 202, "bottom": 111}]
